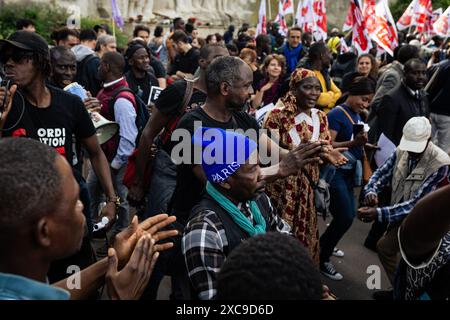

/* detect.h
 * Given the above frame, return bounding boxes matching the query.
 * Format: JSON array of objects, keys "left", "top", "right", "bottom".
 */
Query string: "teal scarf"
[{"left": 206, "top": 182, "right": 266, "bottom": 236}]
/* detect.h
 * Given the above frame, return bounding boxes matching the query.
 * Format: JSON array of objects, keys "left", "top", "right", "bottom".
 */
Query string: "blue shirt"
[
  {"left": 110, "top": 97, "right": 138, "bottom": 170},
  {"left": 364, "top": 152, "right": 450, "bottom": 224},
  {"left": 0, "top": 273, "right": 70, "bottom": 300},
  {"left": 327, "top": 104, "right": 363, "bottom": 159}
]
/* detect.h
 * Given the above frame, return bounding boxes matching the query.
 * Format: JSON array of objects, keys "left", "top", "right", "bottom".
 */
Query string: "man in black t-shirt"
[
  {"left": 0, "top": 31, "right": 118, "bottom": 231},
  {"left": 126, "top": 38, "right": 167, "bottom": 89},
  {"left": 168, "top": 30, "right": 200, "bottom": 81},
  {"left": 129, "top": 44, "right": 229, "bottom": 212},
  {"left": 171, "top": 56, "right": 329, "bottom": 224}
]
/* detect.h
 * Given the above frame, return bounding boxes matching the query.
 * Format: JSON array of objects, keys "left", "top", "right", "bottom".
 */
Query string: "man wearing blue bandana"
[{"left": 182, "top": 127, "right": 292, "bottom": 300}]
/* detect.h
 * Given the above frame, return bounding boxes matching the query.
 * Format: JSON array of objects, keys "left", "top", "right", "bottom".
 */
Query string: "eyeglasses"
[{"left": 0, "top": 49, "right": 34, "bottom": 64}]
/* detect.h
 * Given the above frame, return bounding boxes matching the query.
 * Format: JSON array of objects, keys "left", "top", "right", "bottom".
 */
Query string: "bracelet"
[{"left": 105, "top": 195, "right": 121, "bottom": 208}]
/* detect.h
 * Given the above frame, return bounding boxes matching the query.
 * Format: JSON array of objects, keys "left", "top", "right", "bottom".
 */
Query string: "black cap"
[
  {"left": 125, "top": 44, "right": 147, "bottom": 60},
  {"left": 0, "top": 31, "right": 49, "bottom": 57}
]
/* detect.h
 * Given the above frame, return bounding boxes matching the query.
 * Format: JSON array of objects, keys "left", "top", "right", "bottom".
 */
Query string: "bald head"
[{"left": 50, "top": 46, "right": 77, "bottom": 88}]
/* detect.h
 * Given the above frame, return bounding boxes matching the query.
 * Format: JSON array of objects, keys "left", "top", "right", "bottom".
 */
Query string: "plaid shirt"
[
  {"left": 181, "top": 193, "right": 291, "bottom": 300},
  {"left": 364, "top": 152, "right": 450, "bottom": 223}
]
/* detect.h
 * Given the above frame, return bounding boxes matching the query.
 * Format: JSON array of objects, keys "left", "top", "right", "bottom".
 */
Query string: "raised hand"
[
  {"left": 0, "top": 84, "right": 17, "bottom": 120},
  {"left": 278, "top": 141, "right": 325, "bottom": 177}
]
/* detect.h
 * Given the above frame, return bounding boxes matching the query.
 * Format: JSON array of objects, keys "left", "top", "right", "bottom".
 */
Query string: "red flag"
[
  {"left": 256, "top": 0, "right": 267, "bottom": 35},
  {"left": 364, "top": 0, "right": 377, "bottom": 34},
  {"left": 343, "top": 3, "right": 353, "bottom": 32},
  {"left": 275, "top": 1, "right": 289, "bottom": 36},
  {"left": 313, "top": 0, "right": 327, "bottom": 41},
  {"left": 282, "top": 0, "right": 294, "bottom": 15},
  {"left": 415, "top": 0, "right": 432, "bottom": 33},
  {"left": 300, "top": 0, "right": 315, "bottom": 33},
  {"left": 397, "top": 0, "right": 417, "bottom": 31},
  {"left": 351, "top": 0, "right": 372, "bottom": 54},
  {"left": 371, "top": 0, "right": 398, "bottom": 57}
]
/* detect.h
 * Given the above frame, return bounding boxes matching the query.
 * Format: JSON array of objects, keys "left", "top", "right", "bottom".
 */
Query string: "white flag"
[{"left": 257, "top": 0, "right": 267, "bottom": 35}]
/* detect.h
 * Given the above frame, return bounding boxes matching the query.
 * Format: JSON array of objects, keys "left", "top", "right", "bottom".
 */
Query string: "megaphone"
[{"left": 90, "top": 112, "right": 119, "bottom": 145}]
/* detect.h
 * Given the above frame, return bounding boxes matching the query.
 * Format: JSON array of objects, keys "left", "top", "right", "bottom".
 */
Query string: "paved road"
[{"left": 318, "top": 218, "right": 391, "bottom": 300}]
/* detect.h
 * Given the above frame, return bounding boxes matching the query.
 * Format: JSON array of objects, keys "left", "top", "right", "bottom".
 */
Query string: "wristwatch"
[{"left": 106, "top": 195, "right": 121, "bottom": 208}]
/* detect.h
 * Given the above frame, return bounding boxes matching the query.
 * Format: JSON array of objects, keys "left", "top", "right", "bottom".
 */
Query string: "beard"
[{"left": 226, "top": 100, "right": 248, "bottom": 112}]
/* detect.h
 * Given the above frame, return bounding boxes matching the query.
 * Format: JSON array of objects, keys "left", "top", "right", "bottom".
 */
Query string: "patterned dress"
[{"left": 264, "top": 100, "right": 331, "bottom": 265}]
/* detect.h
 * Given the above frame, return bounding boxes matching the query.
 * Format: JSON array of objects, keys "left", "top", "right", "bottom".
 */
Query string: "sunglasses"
[{"left": 0, "top": 49, "right": 34, "bottom": 64}]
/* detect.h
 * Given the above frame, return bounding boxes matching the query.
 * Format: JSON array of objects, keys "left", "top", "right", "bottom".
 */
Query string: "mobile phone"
[
  {"left": 353, "top": 124, "right": 364, "bottom": 135},
  {"left": 0, "top": 79, "right": 12, "bottom": 112}
]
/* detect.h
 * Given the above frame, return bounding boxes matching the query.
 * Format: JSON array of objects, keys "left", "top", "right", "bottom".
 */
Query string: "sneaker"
[
  {"left": 320, "top": 262, "right": 344, "bottom": 281},
  {"left": 333, "top": 248, "right": 345, "bottom": 257}
]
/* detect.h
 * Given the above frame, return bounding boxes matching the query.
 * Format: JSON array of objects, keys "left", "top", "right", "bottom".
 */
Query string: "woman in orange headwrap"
[{"left": 263, "top": 68, "right": 343, "bottom": 264}]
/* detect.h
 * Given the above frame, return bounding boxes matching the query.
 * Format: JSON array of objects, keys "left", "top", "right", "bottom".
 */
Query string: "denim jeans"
[
  {"left": 87, "top": 166, "right": 130, "bottom": 234},
  {"left": 142, "top": 149, "right": 178, "bottom": 219},
  {"left": 320, "top": 168, "right": 356, "bottom": 263}
]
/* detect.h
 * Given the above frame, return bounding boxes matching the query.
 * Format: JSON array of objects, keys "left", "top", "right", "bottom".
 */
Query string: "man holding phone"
[{"left": 0, "top": 32, "right": 118, "bottom": 237}]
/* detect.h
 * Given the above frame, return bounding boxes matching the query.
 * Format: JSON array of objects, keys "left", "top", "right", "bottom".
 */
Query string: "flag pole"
[
  {"left": 112, "top": 16, "right": 116, "bottom": 39},
  {"left": 268, "top": 0, "right": 272, "bottom": 20},
  {"left": 408, "top": 24, "right": 413, "bottom": 35},
  {"left": 292, "top": 0, "right": 296, "bottom": 26}
]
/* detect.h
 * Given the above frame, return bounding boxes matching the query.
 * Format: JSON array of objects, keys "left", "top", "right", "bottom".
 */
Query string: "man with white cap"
[{"left": 359, "top": 117, "right": 450, "bottom": 299}]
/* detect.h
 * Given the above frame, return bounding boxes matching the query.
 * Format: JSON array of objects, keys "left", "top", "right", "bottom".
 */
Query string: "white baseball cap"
[{"left": 398, "top": 117, "right": 431, "bottom": 153}]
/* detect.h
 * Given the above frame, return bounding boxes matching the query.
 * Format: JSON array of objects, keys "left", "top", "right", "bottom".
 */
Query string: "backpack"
[
  {"left": 108, "top": 86, "right": 150, "bottom": 145},
  {"left": 75, "top": 54, "right": 98, "bottom": 92}
]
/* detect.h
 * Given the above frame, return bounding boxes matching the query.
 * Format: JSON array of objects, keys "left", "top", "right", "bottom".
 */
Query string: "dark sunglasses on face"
[{"left": 0, "top": 49, "right": 34, "bottom": 65}]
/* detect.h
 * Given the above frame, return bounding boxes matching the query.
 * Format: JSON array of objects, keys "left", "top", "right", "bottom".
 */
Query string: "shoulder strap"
[
  {"left": 337, "top": 105, "right": 355, "bottom": 125},
  {"left": 112, "top": 86, "right": 134, "bottom": 100},
  {"left": 181, "top": 80, "right": 194, "bottom": 113},
  {"left": 109, "top": 86, "right": 136, "bottom": 120}
]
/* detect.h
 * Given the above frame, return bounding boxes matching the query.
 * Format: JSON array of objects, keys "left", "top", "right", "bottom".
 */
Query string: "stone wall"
[{"left": 2, "top": 0, "right": 397, "bottom": 30}]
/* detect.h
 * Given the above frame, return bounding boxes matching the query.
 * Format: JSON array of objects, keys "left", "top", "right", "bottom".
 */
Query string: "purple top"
[{"left": 257, "top": 77, "right": 283, "bottom": 106}]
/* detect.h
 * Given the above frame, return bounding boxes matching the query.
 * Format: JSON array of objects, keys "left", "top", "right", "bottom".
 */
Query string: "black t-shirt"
[
  {"left": 125, "top": 70, "right": 159, "bottom": 104},
  {"left": 155, "top": 80, "right": 207, "bottom": 153},
  {"left": 2, "top": 85, "right": 96, "bottom": 168},
  {"left": 170, "top": 107, "right": 260, "bottom": 223},
  {"left": 169, "top": 47, "right": 200, "bottom": 75},
  {"left": 150, "top": 57, "right": 167, "bottom": 79}
]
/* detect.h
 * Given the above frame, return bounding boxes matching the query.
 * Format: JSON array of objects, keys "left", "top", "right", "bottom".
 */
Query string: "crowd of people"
[{"left": 0, "top": 15, "right": 449, "bottom": 301}]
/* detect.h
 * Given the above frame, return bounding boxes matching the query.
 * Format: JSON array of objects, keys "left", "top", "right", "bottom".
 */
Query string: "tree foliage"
[{"left": 0, "top": 1, "right": 69, "bottom": 41}]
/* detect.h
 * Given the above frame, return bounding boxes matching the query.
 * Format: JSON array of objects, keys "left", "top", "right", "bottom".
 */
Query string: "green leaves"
[{"left": 0, "top": 2, "right": 69, "bottom": 42}]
